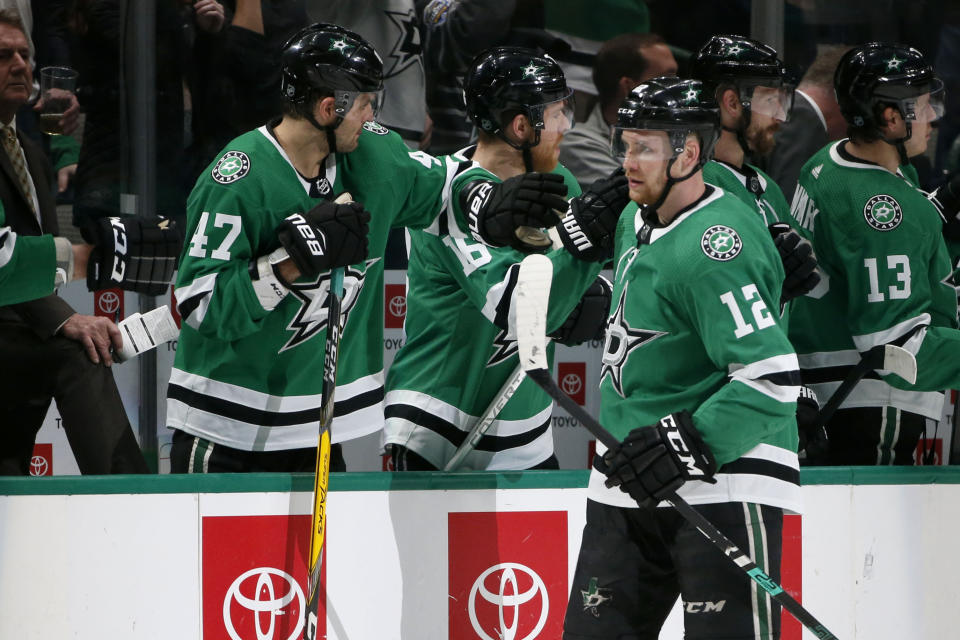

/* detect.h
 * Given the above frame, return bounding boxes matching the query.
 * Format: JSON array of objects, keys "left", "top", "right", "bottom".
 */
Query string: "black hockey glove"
[
  {"left": 463, "top": 173, "right": 568, "bottom": 253},
  {"left": 549, "top": 276, "right": 611, "bottom": 346},
  {"left": 796, "top": 386, "right": 828, "bottom": 461},
  {"left": 557, "top": 168, "right": 630, "bottom": 262},
  {"left": 83, "top": 215, "right": 183, "bottom": 295},
  {"left": 276, "top": 200, "right": 370, "bottom": 280},
  {"left": 594, "top": 410, "right": 717, "bottom": 508},
  {"left": 928, "top": 171, "right": 960, "bottom": 241},
  {"left": 769, "top": 223, "right": 820, "bottom": 303}
]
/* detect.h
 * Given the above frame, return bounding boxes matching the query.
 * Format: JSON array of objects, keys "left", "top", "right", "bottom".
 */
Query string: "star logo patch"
[
  {"left": 681, "top": 87, "right": 701, "bottom": 105},
  {"left": 522, "top": 63, "right": 543, "bottom": 78},
  {"left": 581, "top": 578, "right": 613, "bottom": 618},
  {"left": 724, "top": 44, "right": 743, "bottom": 58},
  {"left": 862, "top": 195, "right": 902, "bottom": 231},
  {"left": 330, "top": 37, "right": 352, "bottom": 53},
  {"left": 383, "top": 9, "right": 423, "bottom": 78},
  {"left": 701, "top": 225, "right": 743, "bottom": 261},
  {"left": 211, "top": 151, "right": 250, "bottom": 184},
  {"left": 601, "top": 283, "right": 667, "bottom": 398},
  {"left": 886, "top": 55, "right": 904, "bottom": 71}
]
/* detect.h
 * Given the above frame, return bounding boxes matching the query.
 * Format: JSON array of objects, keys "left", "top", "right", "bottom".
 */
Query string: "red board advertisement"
[
  {"left": 94, "top": 287, "right": 124, "bottom": 322},
  {"left": 384, "top": 284, "right": 407, "bottom": 329},
  {"left": 29, "top": 443, "right": 52, "bottom": 476},
  {"left": 916, "top": 437, "right": 943, "bottom": 465},
  {"left": 201, "top": 515, "right": 322, "bottom": 640},
  {"left": 170, "top": 287, "right": 182, "bottom": 329},
  {"left": 449, "top": 511, "right": 567, "bottom": 640},
  {"left": 781, "top": 514, "right": 803, "bottom": 640},
  {"left": 557, "top": 362, "right": 586, "bottom": 406}
]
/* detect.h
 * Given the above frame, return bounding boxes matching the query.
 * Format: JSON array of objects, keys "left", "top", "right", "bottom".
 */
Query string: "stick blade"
[
  {"left": 882, "top": 344, "right": 917, "bottom": 385},
  {"left": 515, "top": 254, "right": 554, "bottom": 372}
]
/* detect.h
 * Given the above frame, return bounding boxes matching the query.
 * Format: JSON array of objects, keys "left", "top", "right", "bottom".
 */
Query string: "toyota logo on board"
[
  {"left": 222, "top": 567, "right": 305, "bottom": 640},
  {"left": 29, "top": 455, "right": 48, "bottom": 476},
  {"left": 98, "top": 290, "right": 120, "bottom": 314},
  {"left": 469, "top": 563, "right": 549, "bottom": 640}
]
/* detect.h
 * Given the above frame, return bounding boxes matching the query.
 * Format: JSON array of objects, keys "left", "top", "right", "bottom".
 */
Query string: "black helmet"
[
  {"left": 280, "top": 23, "right": 384, "bottom": 111},
  {"left": 834, "top": 42, "right": 943, "bottom": 132},
  {"left": 614, "top": 77, "right": 720, "bottom": 168},
  {"left": 692, "top": 34, "right": 788, "bottom": 94},
  {"left": 464, "top": 46, "right": 574, "bottom": 147}
]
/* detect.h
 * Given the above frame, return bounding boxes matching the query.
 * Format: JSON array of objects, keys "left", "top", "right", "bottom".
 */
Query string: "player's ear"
[
  {"left": 314, "top": 96, "right": 339, "bottom": 125},
  {"left": 720, "top": 88, "right": 741, "bottom": 122},
  {"left": 879, "top": 105, "right": 902, "bottom": 134},
  {"left": 508, "top": 112, "right": 530, "bottom": 143},
  {"left": 678, "top": 133, "right": 700, "bottom": 174}
]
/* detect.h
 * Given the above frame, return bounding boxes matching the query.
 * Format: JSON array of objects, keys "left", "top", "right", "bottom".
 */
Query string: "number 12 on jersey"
[{"left": 720, "top": 284, "right": 775, "bottom": 338}]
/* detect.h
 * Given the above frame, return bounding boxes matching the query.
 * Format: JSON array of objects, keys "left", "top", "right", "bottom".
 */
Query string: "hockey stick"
[
  {"left": 444, "top": 361, "right": 528, "bottom": 471},
  {"left": 811, "top": 343, "right": 917, "bottom": 432},
  {"left": 304, "top": 193, "right": 351, "bottom": 640},
  {"left": 514, "top": 253, "right": 840, "bottom": 640}
]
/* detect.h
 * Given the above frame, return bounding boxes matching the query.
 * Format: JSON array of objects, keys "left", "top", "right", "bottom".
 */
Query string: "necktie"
[{"left": 1, "top": 126, "right": 37, "bottom": 219}]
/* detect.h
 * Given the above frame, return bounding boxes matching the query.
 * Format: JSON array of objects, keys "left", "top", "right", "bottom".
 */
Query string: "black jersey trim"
[
  {"left": 493, "top": 264, "right": 521, "bottom": 331},
  {"left": 167, "top": 383, "right": 383, "bottom": 426},
  {"left": 177, "top": 293, "right": 205, "bottom": 324},
  {"left": 718, "top": 458, "right": 800, "bottom": 485},
  {"left": 801, "top": 365, "right": 883, "bottom": 386},
  {"left": 755, "top": 370, "right": 803, "bottom": 387},
  {"left": 385, "top": 403, "right": 550, "bottom": 451}
]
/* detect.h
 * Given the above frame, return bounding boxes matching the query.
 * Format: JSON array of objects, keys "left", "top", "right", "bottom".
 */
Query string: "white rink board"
[{"left": 1, "top": 472, "right": 958, "bottom": 640}]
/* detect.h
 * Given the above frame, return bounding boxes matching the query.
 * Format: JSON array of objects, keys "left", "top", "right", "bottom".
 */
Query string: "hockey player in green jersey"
[
  {"left": 559, "top": 77, "right": 801, "bottom": 640},
  {"left": 383, "top": 47, "right": 626, "bottom": 470},
  {"left": 787, "top": 43, "right": 960, "bottom": 465},
  {"left": 0, "top": 202, "right": 75, "bottom": 305},
  {"left": 166, "top": 24, "right": 516, "bottom": 473},
  {"left": 692, "top": 34, "right": 824, "bottom": 454}
]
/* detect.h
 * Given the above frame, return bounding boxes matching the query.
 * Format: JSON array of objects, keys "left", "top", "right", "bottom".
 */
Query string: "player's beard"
[
  {"left": 529, "top": 133, "right": 563, "bottom": 172},
  {"left": 745, "top": 118, "right": 780, "bottom": 156}
]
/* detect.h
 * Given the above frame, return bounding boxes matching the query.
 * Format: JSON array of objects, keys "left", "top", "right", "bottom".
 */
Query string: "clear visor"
[
  {"left": 904, "top": 82, "right": 945, "bottom": 124},
  {"left": 540, "top": 94, "right": 576, "bottom": 134},
  {"left": 335, "top": 89, "right": 385, "bottom": 119},
  {"left": 744, "top": 84, "right": 794, "bottom": 122},
  {"left": 611, "top": 129, "right": 675, "bottom": 164}
]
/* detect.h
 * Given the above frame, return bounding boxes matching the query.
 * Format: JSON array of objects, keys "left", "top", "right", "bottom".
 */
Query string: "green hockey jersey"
[
  {"left": 0, "top": 204, "right": 55, "bottom": 305},
  {"left": 703, "top": 160, "right": 790, "bottom": 226},
  {"left": 787, "top": 140, "right": 960, "bottom": 420},
  {"left": 383, "top": 149, "right": 601, "bottom": 469},
  {"left": 167, "top": 122, "right": 451, "bottom": 450},
  {"left": 591, "top": 186, "right": 801, "bottom": 512}
]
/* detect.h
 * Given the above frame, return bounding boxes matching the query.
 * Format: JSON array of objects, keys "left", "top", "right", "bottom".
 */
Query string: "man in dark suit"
[
  {"left": 0, "top": 8, "right": 147, "bottom": 475},
  {"left": 761, "top": 45, "right": 850, "bottom": 202}
]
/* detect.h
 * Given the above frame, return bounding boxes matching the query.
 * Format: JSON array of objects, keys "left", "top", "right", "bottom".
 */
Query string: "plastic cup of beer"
[{"left": 38, "top": 67, "right": 78, "bottom": 136}]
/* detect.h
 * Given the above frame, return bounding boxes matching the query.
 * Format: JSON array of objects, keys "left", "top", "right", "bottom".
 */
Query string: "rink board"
[{"left": 0, "top": 468, "right": 957, "bottom": 640}]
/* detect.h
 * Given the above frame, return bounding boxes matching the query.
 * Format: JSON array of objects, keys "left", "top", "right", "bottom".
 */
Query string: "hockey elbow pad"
[
  {"left": 462, "top": 173, "right": 568, "bottom": 253},
  {"left": 557, "top": 169, "right": 629, "bottom": 262}
]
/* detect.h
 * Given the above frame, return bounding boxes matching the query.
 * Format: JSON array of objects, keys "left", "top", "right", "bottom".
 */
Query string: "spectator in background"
[
  {"left": 0, "top": 9, "right": 148, "bottom": 475},
  {"left": 309, "top": 0, "right": 426, "bottom": 149},
  {"left": 558, "top": 32, "right": 676, "bottom": 189},
  {"left": 760, "top": 45, "right": 849, "bottom": 202}
]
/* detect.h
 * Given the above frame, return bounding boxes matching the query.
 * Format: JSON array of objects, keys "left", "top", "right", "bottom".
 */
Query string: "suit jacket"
[
  {"left": 762, "top": 91, "right": 829, "bottom": 204},
  {"left": 0, "top": 127, "right": 76, "bottom": 336}
]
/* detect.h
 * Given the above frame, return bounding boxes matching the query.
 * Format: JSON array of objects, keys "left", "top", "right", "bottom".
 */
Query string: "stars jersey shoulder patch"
[
  {"left": 862, "top": 194, "right": 903, "bottom": 231},
  {"left": 601, "top": 282, "right": 667, "bottom": 398},
  {"left": 362, "top": 121, "right": 390, "bottom": 136},
  {"left": 212, "top": 151, "right": 250, "bottom": 184},
  {"left": 700, "top": 225, "right": 743, "bottom": 261}
]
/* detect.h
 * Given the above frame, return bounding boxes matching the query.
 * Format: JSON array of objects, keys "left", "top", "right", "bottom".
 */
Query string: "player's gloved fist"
[
  {"left": 557, "top": 168, "right": 629, "bottom": 262},
  {"left": 928, "top": 171, "right": 960, "bottom": 241},
  {"left": 594, "top": 410, "right": 717, "bottom": 508},
  {"left": 83, "top": 215, "right": 183, "bottom": 296},
  {"left": 464, "top": 173, "right": 568, "bottom": 253},
  {"left": 549, "top": 276, "right": 611, "bottom": 346},
  {"left": 276, "top": 200, "right": 370, "bottom": 280},
  {"left": 769, "top": 223, "right": 820, "bottom": 303},
  {"left": 796, "top": 386, "right": 828, "bottom": 459}
]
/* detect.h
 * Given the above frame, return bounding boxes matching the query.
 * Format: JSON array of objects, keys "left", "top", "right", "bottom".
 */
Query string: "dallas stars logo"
[
  {"left": 211, "top": 151, "right": 250, "bottom": 184},
  {"left": 581, "top": 578, "right": 613, "bottom": 618},
  {"left": 886, "top": 55, "right": 904, "bottom": 71},
  {"left": 330, "top": 37, "right": 352, "bottom": 53},
  {"left": 601, "top": 282, "right": 667, "bottom": 398},
  {"left": 486, "top": 328, "right": 518, "bottom": 367},
  {"left": 724, "top": 44, "right": 743, "bottom": 58},
  {"left": 280, "top": 259, "right": 379, "bottom": 352},
  {"left": 383, "top": 9, "right": 423, "bottom": 78},
  {"left": 522, "top": 62, "right": 542, "bottom": 78},
  {"left": 681, "top": 87, "right": 701, "bottom": 105},
  {"left": 701, "top": 225, "right": 743, "bottom": 261},
  {"left": 862, "top": 194, "right": 902, "bottom": 231}
]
